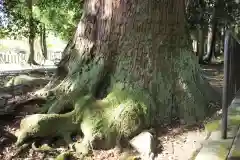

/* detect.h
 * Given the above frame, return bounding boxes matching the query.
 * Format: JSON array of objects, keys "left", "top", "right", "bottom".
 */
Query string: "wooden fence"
[{"left": 0, "top": 51, "right": 62, "bottom": 64}]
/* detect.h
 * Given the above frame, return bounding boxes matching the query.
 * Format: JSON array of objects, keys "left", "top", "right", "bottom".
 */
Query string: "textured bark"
[
  {"left": 18, "top": 0, "right": 221, "bottom": 156},
  {"left": 203, "top": 0, "right": 219, "bottom": 63},
  {"left": 185, "top": 0, "right": 208, "bottom": 64},
  {"left": 204, "top": 23, "right": 217, "bottom": 62},
  {"left": 197, "top": 0, "right": 207, "bottom": 63},
  {"left": 56, "top": 0, "right": 219, "bottom": 123},
  {"left": 198, "top": 27, "right": 205, "bottom": 63},
  {"left": 40, "top": 24, "right": 48, "bottom": 60},
  {"left": 27, "top": 0, "right": 38, "bottom": 65}
]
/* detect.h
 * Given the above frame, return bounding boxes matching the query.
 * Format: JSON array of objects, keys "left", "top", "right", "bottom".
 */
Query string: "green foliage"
[
  {"left": 36, "top": 0, "right": 83, "bottom": 40},
  {"left": 55, "top": 152, "right": 73, "bottom": 160},
  {"left": 1, "top": 0, "right": 83, "bottom": 40},
  {"left": 2, "top": 0, "right": 40, "bottom": 38},
  {"left": 0, "top": 28, "right": 9, "bottom": 38},
  {"left": 186, "top": 0, "right": 240, "bottom": 30}
]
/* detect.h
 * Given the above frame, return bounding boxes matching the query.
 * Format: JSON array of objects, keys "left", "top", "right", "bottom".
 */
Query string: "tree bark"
[
  {"left": 57, "top": 0, "right": 219, "bottom": 123},
  {"left": 198, "top": 27, "right": 205, "bottom": 63},
  {"left": 40, "top": 24, "right": 48, "bottom": 60},
  {"left": 204, "top": 23, "right": 217, "bottom": 62},
  {"left": 27, "top": 0, "right": 38, "bottom": 65},
  {"left": 16, "top": 0, "right": 220, "bottom": 155},
  {"left": 203, "top": 0, "right": 219, "bottom": 63}
]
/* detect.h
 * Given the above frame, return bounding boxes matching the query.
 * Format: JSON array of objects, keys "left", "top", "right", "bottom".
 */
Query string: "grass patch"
[{"left": 205, "top": 115, "right": 240, "bottom": 132}]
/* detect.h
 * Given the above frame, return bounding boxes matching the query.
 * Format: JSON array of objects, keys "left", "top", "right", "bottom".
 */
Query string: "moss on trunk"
[
  {"left": 16, "top": 0, "right": 220, "bottom": 157},
  {"left": 5, "top": 75, "right": 49, "bottom": 87},
  {"left": 16, "top": 110, "right": 79, "bottom": 146}
]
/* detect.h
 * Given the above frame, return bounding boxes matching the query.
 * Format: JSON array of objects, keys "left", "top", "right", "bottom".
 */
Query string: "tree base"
[{"left": 15, "top": 50, "right": 220, "bottom": 158}]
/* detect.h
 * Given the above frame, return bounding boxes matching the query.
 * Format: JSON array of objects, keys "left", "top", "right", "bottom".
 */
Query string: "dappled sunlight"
[
  {"left": 102, "top": 0, "right": 113, "bottom": 20},
  {"left": 1, "top": 0, "right": 236, "bottom": 159},
  {"left": 178, "top": 77, "right": 193, "bottom": 99},
  {"left": 86, "top": 0, "right": 99, "bottom": 15},
  {"left": 197, "top": 140, "right": 232, "bottom": 159},
  {"left": 0, "top": 64, "right": 56, "bottom": 72}
]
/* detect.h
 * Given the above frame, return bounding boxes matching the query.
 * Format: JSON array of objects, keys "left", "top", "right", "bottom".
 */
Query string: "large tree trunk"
[
  {"left": 53, "top": 0, "right": 219, "bottom": 134},
  {"left": 16, "top": 0, "right": 220, "bottom": 157}
]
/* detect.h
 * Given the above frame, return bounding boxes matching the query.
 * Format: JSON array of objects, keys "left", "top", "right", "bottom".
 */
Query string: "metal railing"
[
  {"left": 222, "top": 30, "right": 240, "bottom": 139},
  {"left": 0, "top": 51, "right": 62, "bottom": 64}
]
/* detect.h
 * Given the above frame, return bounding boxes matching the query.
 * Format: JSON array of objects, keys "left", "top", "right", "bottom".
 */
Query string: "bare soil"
[{"left": 0, "top": 63, "right": 224, "bottom": 160}]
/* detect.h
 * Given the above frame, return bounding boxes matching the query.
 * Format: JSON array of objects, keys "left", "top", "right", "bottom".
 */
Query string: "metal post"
[
  {"left": 235, "top": 41, "right": 240, "bottom": 91},
  {"left": 222, "top": 30, "right": 230, "bottom": 139},
  {"left": 229, "top": 37, "right": 234, "bottom": 101}
]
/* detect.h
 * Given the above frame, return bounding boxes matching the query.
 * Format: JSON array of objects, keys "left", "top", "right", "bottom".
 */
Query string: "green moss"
[
  {"left": 16, "top": 49, "right": 220, "bottom": 155},
  {"left": 218, "top": 144, "right": 230, "bottom": 159},
  {"left": 55, "top": 152, "right": 72, "bottom": 160},
  {"left": 204, "top": 115, "right": 240, "bottom": 132},
  {"left": 229, "top": 115, "right": 240, "bottom": 125},
  {"left": 189, "top": 148, "right": 201, "bottom": 160},
  {"left": 33, "top": 143, "right": 54, "bottom": 151},
  {"left": 173, "top": 50, "right": 213, "bottom": 124},
  {"left": 16, "top": 111, "right": 79, "bottom": 146},
  {"left": 67, "top": 87, "right": 153, "bottom": 155},
  {"left": 230, "top": 149, "right": 240, "bottom": 157},
  {"left": 119, "top": 152, "right": 140, "bottom": 160},
  {"left": 5, "top": 75, "right": 48, "bottom": 87},
  {"left": 205, "top": 120, "right": 221, "bottom": 132},
  {"left": 125, "top": 156, "right": 140, "bottom": 160}
]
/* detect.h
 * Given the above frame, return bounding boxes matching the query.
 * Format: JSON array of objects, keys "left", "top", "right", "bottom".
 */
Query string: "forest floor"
[
  {"left": 0, "top": 63, "right": 57, "bottom": 72},
  {"left": 0, "top": 63, "right": 224, "bottom": 160}
]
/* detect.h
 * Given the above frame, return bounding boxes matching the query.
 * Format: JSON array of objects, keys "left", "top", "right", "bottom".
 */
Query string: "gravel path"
[{"left": 0, "top": 64, "right": 56, "bottom": 72}]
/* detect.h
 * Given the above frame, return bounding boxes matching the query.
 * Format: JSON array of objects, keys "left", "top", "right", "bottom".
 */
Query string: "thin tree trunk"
[
  {"left": 40, "top": 24, "right": 48, "bottom": 60},
  {"left": 204, "top": 24, "right": 217, "bottom": 62},
  {"left": 203, "top": 0, "right": 219, "bottom": 63},
  {"left": 189, "top": 30, "right": 198, "bottom": 55},
  {"left": 198, "top": 27, "right": 205, "bottom": 63},
  {"left": 214, "top": 29, "right": 222, "bottom": 58},
  {"left": 27, "top": 0, "right": 38, "bottom": 65}
]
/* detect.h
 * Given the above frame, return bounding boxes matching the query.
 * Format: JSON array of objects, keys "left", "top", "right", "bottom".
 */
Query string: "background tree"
[
  {"left": 186, "top": 0, "right": 207, "bottom": 63},
  {"left": 2, "top": 0, "right": 41, "bottom": 64},
  {"left": 34, "top": 0, "right": 83, "bottom": 40},
  {"left": 39, "top": 23, "right": 47, "bottom": 59},
  {"left": 186, "top": 0, "right": 240, "bottom": 64},
  {"left": 1, "top": 0, "right": 83, "bottom": 63},
  {"left": 27, "top": 0, "right": 38, "bottom": 64}
]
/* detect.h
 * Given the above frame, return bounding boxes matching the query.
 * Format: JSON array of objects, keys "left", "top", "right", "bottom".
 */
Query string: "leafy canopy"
[{"left": 1, "top": 0, "right": 83, "bottom": 40}]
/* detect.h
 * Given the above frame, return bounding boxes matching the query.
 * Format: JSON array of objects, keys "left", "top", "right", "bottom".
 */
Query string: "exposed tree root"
[
  {"left": 0, "top": 75, "right": 51, "bottom": 115},
  {"left": 55, "top": 151, "right": 74, "bottom": 160},
  {"left": 0, "top": 129, "right": 17, "bottom": 151},
  {"left": 34, "top": 78, "right": 62, "bottom": 98},
  {"left": 3, "top": 1, "right": 222, "bottom": 159},
  {"left": 31, "top": 142, "right": 55, "bottom": 152},
  {"left": 0, "top": 75, "right": 50, "bottom": 102},
  {"left": 15, "top": 87, "right": 154, "bottom": 156},
  {"left": 4, "top": 75, "right": 49, "bottom": 87},
  {"left": 119, "top": 152, "right": 141, "bottom": 160},
  {"left": 16, "top": 110, "right": 79, "bottom": 147},
  {"left": 15, "top": 53, "right": 220, "bottom": 159},
  {"left": 0, "top": 96, "right": 47, "bottom": 116},
  {"left": 0, "top": 84, "right": 31, "bottom": 97},
  {"left": 11, "top": 143, "right": 31, "bottom": 159}
]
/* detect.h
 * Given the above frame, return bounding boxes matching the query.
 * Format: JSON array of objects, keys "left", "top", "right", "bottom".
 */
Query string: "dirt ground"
[{"left": 0, "top": 64, "right": 224, "bottom": 160}]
